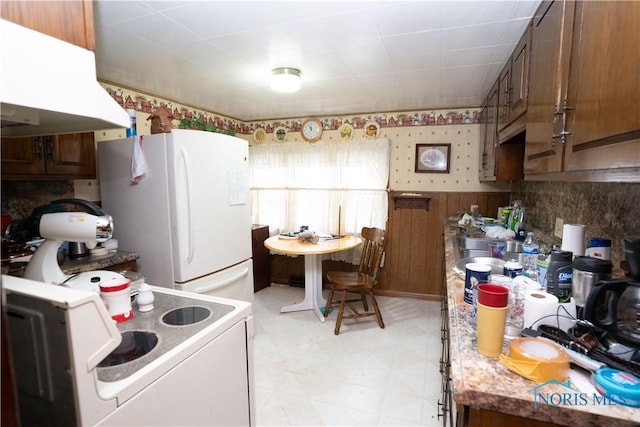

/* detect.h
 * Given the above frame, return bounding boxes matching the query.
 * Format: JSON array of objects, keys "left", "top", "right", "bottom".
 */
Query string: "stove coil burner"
[
  {"left": 162, "top": 306, "right": 211, "bottom": 326},
  {"left": 98, "top": 331, "right": 158, "bottom": 367}
]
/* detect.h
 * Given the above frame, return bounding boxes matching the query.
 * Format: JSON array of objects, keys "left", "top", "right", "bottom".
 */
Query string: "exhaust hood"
[{"left": 0, "top": 19, "right": 130, "bottom": 137}]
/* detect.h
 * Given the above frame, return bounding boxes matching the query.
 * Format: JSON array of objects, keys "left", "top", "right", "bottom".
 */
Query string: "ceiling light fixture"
[{"left": 270, "top": 67, "right": 301, "bottom": 93}]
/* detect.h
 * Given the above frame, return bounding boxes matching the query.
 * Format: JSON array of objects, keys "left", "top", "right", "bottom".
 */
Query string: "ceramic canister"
[
  {"left": 464, "top": 263, "right": 492, "bottom": 305},
  {"left": 503, "top": 259, "right": 523, "bottom": 278},
  {"left": 585, "top": 237, "right": 612, "bottom": 261}
]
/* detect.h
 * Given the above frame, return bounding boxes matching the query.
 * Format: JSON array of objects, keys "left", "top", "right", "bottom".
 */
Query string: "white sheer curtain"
[{"left": 249, "top": 138, "right": 390, "bottom": 263}]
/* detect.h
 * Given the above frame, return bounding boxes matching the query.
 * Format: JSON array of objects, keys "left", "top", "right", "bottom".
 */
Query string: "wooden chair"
[{"left": 323, "top": 227, "right": 386, "bottom": 335}]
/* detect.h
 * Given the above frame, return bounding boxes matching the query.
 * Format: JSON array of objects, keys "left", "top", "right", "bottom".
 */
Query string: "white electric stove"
[{"left": 2, "top": 275, "right": 255, "bottom": 426}]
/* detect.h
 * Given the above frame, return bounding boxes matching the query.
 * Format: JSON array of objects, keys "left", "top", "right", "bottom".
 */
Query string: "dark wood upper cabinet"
[
  {"left": 524, "top": 0, "right": 573, "bottom": 174},
  {"left": 480, "top": 82, "right": 499, "bottom": 181},
  {"left": 1, "top": 133, "right": 96, "bottom": 179},
  {"left": 481, "top": 77, "right": 525, "bottom": 182},
  {"left": 524, "top": 0, "right": 640, "bottom": 180},
  {"left": 562, "top": 1, "right": 640, "bottom": 173},
  {"left": 497, "top": 23, "right": 532, "bottom": 136},
  {"left": 508, "top": 25, "right": 531, "bottom": 124},
  {"left": 0, "top": 0, "right": 95, "bottom": 50}
]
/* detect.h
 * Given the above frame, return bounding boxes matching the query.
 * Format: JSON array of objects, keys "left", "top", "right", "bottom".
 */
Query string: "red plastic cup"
[{"left": 477, "top": 283, "right": 509, "bottom": 308}]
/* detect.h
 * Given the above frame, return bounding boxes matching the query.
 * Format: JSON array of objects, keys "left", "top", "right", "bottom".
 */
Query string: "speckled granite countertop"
[
  {"left": 60, "top": 250, "right": 138, "bottom": 274},
  {"left": 444, "top": 226, "right": 639, "bottom": 427}
]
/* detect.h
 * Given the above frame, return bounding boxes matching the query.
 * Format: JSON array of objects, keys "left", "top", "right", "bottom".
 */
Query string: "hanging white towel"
[{"left": 131, "top": 135, "right": 146, "bottom": 184}]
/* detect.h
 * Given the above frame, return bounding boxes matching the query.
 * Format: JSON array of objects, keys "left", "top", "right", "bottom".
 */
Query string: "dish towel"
[{"left": 131, "top": 135, "right": 146, "bottom": 184}]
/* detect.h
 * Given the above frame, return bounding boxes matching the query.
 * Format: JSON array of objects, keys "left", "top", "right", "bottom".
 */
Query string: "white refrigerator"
[{"left": 98, "top": 129, "right": 254, "bottom": 303}]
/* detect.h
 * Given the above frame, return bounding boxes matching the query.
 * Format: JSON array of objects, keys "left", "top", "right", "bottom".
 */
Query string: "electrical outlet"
[{"left": 554, "top": 217, "right": 564, "bottom": 238}]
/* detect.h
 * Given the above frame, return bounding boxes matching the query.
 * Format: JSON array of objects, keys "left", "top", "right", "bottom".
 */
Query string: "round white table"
[{"left": 264, "top": 235, "right": 362, "bottom": 322}]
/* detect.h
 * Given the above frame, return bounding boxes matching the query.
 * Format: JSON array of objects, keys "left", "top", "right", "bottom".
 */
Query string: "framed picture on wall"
[{"left": 415, "top": 144, "right": 451, "bottom": 173}]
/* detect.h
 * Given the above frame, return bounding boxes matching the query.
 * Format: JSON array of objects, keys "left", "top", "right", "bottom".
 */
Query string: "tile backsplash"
[{"left": 512, "top": 181, "right": 640, "bottom": 272}]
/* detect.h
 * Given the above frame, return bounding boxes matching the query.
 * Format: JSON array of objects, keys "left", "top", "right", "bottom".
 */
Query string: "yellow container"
[{"left": 477, "top": 302, "right": 507, "bottom": 357}]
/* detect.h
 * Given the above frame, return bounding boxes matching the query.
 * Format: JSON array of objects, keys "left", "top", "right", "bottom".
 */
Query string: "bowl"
[{"left": 454, "top": 256, "right": 505, "bottom": 278}]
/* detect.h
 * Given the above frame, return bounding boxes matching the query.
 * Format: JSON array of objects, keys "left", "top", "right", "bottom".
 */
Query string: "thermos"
[{"left": 546, "top": 250, "right": 573, "bottom": 303}]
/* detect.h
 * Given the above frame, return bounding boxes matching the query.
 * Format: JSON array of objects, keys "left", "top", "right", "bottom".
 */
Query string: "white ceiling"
[{"left": 94, "top": 0, "right": 542, "bottom": 122}]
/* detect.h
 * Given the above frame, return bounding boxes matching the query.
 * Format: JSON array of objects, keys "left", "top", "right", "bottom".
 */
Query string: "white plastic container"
[{"left": 99, "top": 278, "right": 133, "bottom": 323}]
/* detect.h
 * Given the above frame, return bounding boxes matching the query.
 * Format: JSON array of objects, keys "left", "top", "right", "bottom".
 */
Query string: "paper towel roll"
[
  {"left": 523, "top": 291, "right": 559, "bottom": 329},
  {"left": 561, "top": 224, "right": 586, "bottom": 257}
]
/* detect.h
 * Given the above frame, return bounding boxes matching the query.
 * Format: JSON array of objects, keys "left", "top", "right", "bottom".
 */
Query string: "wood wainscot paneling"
[
  {"left": 378, "top": 192, "right": 510, "bottom": 299},
  {"left": 267, "top": 192, "right": 510, "bottom": 298}
]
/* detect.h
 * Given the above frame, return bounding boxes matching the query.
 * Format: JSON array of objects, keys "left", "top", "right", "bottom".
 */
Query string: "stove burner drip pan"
[
  {"left": 98, "top": 331, "right": 158, "bottom": 367},
  {"left": 162, "top": 306, "right": 211, "bottom": 326}
]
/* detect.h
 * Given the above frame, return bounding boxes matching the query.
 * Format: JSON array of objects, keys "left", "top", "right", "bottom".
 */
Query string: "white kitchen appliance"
[
  {"left": 98, "top": 129, "right": 254, "bottom": 302},
  {"left": 0, "top": 19, "right": 130, "bottom": 137},
  {"left": 3, "top": 274, "right": 255, "bottom": 426},
  {"left": 23, "top": 200, "right": 124, "bottom": 292}
]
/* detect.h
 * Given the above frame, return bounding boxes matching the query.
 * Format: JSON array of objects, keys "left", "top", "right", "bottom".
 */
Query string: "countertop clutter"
[
  {"left": 443, "top": 226, "right": 639, "bottom": 427},
  {"left": 59, "top": 250, "right": 138, "bottom": 274},
  {"left": 1, "top": 250, "right": 139, "bottom": 277}
]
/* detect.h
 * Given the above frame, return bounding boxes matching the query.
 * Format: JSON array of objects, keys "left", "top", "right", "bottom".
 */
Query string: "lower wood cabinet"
[{"left": 251, "top": 225, "right": 270, "bottom": 292}]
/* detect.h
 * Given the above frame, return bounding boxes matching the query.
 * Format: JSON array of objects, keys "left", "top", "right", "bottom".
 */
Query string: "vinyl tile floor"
[{"left": 252, "top": 284, "right": 446, "bottom": 426}]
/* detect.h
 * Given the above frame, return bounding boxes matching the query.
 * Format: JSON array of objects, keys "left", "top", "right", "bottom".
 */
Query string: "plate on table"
[{"left": 279, "top": 232, "right": 299, "bottom": 240}]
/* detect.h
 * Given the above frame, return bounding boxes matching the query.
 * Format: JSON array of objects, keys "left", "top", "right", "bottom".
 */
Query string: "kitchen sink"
[{"left": 452, "top": 236, "right": 522, "bottom": 261}]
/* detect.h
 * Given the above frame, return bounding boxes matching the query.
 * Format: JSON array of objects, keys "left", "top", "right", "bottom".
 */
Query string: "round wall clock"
[
  {"left": 274, "top": 126, "right": 288, "bottom": 142},
  {"left": 253, "top": 127, "right": 266, "bottom": 144},
  {"left": 301, "top": 118, "right": 323, "bottom": 142}
]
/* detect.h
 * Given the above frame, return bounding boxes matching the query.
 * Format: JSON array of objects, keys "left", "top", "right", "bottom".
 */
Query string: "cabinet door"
[
  {"left": 1, "top": 136, "right": 46, "bottom": 175},
  {"left": 480, "top": 81, "right": 499, "bottom": 181},
  {"left": 509, "top": 24, "right": 531, "bottom": 122},
  {"left": 0, "top": 0, "right": 95, "bottom": 50},
  {"left": 564, "top": 1, "right": 640, "bottom": 172},
  {"left": 497, "top": 63, "right": 510, "bottom": 132},
  {"left": 45, "top": 133, "right": 96, "bottom": 177},
  {"left": 251, "top": 225, "right": 270, "bottom": 292},
  {"left": 524, "top": 0, "right": 575, "bottom": 174}
]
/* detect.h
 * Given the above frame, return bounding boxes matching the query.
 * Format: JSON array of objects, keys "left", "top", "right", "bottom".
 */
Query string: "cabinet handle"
[
  {"left": 437, "top": 400, "right": 445, "bottom": 420},
  {"left": 551, "top": 101, "right": 573, "bottom": 145},
  {"left": 34, "top": 137, "right": 43, "bottom": 160},
  {"left": 44, "top": 136, "right": 54, "bottom": 159}
]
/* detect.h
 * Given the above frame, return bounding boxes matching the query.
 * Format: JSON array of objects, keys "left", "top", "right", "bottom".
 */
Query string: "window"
[{"left": 249, "top": 138, "right": 390, "bottom": 263}]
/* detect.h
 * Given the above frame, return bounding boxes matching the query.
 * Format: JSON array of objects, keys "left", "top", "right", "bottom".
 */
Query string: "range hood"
[{"left": 0, "top": 19, "right": 130, "bottom": 137}]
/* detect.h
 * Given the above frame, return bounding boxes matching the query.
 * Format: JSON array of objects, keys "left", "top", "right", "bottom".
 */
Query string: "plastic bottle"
[
  {"left": 546, "top": 250, "right": 573, "bottom": 303},
  {"left": 522, "top": 232, "right": 539, "bottom": 281},
  {"left": 126, "top": 108, "right": 137, "bottom": 137}
]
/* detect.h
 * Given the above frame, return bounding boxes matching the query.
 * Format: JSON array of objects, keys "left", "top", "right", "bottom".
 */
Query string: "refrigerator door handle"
[
  {"left": 192, "top": 267, "right": 250, "bottom": 293},
  {"left": 180, "top": 147, "right": 196, "bottom": 263}
]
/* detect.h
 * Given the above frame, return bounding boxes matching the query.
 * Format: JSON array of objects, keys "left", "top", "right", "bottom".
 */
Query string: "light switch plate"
[{"left": 554, "top": 217, "right": 564, "bottom": 238}]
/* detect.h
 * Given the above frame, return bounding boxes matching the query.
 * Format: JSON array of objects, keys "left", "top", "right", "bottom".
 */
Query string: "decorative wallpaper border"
[{"left": 101, "top": 83, "right": 482, "bottom": 135}]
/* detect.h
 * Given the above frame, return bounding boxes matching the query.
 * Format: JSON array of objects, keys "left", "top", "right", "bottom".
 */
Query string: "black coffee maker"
[{"left": 584, "top": 236, "right": 640, "bottom": 347}]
